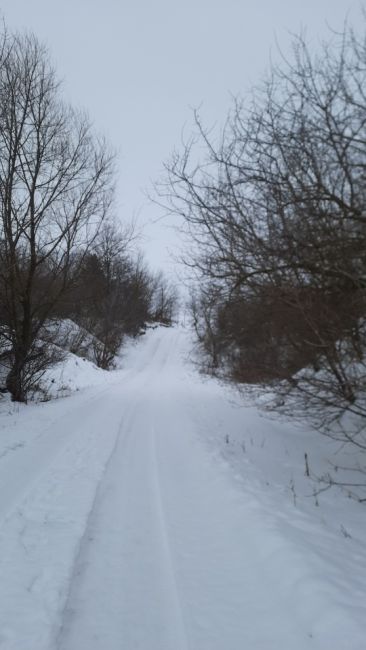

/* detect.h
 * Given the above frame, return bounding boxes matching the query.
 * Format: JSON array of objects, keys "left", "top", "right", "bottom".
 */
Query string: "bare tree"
[
  {"left": 77, "top": 220, "right": 137, "bottom": 368},
  {"left": 0, "top": 30, "right": 115, "bottom": 401},
  {"left": 159, "top": 21, "right": 366, "bottom": 459},
  {"left": 151, "top": 271, "right": 179, "bottom": 325}
]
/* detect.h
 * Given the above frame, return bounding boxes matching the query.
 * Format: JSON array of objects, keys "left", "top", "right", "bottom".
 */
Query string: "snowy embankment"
[{"left": 0, "top": 326, "right": 364, "bottom": 649}]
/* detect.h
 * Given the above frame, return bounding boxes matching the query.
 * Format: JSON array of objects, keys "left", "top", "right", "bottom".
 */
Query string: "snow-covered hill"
[{"left": 0, "top": 326, "right": 364, "bottom": 649}]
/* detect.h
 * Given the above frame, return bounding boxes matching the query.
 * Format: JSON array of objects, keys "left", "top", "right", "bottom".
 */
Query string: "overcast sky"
[{"left": 0, "top": 0, "right": 362, "bottom": 276}]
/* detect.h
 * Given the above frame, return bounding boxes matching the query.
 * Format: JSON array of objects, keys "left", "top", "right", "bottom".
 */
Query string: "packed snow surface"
[{"left": 0, "top": 326, "right": 364, "bottom": 649}]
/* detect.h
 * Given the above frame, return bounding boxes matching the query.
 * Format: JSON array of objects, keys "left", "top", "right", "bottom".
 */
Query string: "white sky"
[{"left": 0, "top": 0, "right": 362, "bottom": 276}]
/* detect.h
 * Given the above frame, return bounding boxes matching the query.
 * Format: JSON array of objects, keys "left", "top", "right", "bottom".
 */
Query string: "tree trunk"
[{"left": 6, "top": 355, "right": 26, "bottom": 402}]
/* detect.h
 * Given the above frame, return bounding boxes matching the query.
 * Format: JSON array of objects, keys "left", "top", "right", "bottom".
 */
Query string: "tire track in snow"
[
  {"left": 54, "top": 400, "right": 136, "bottom": 650},
  {"left": 54, "top": 342, "right": 168, "bottom": 649},
  {"left": 148, "top": 423, "right": 190, "bottom": 650},
  {"left": 0, "top": 390, "right": 129, "bottom": 650}
]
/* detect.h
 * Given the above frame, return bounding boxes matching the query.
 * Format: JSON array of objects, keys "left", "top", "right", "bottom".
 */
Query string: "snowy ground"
[{"left": 0, "top": 326, "right": 364, "bottom": 649}]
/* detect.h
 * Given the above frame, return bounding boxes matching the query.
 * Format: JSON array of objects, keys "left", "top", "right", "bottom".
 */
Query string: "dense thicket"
[
  {"left": 58, "top": 221, "right": 179, "bottom": 369},
  {"left": 161, "top": 24, "right": 366, "bottom": 461}
]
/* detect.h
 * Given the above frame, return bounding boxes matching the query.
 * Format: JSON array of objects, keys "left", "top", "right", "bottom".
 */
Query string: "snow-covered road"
[{"left": 0, "top": 327, "right": 364, "bottom": 649}]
